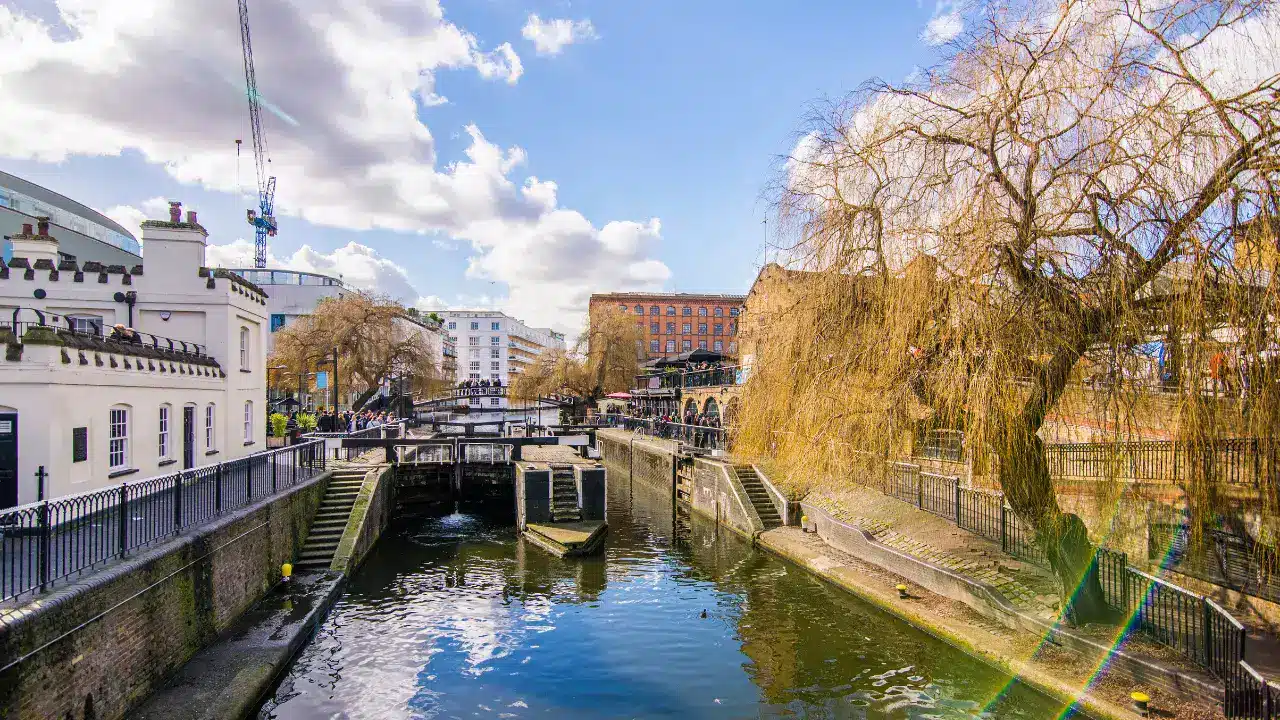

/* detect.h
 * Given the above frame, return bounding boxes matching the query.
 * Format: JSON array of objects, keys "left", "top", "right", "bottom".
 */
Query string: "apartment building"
[
  {"left": 588, "top": 292, "right": 745, "bottom": 360},
  {"left": 439, "top": 310, "right": 566, "bottom": 409}
]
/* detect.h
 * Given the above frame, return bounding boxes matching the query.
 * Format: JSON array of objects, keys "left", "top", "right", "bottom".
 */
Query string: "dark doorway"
[
  {"left": 0, "top": 413, "right": 17, "bottom": 509},
  {"left": 183, "top": 406, "right": 195, "bottom": 470}
]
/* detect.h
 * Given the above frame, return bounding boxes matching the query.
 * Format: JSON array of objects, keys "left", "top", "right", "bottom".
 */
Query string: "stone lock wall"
[
  {"left": 0, "top": 472, "right": 329, "bottom": 720},
  {"left": 596, "top": 430, "right": 676, "bottom": 493}
]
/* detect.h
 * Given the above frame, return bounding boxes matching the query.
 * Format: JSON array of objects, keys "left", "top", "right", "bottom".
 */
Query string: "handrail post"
[
  {"left": 1203, "top": 596, "right": 1212, "bottom": 669},
  {"left": 118, "top": 482, "right": 129, "bottom": 556},
  {"left": 38, "top": 499, "right": 50, "bottom": 593},
  {"left": 246, "top": 456, "right": 253, "bottom": 502},
  {"left": 215, "top": 462, "right": 223, "bottom": 513},
  {"left": 954, "top": 479, "right": 962, "bottom": 525},
  {"left": 271, "top": 452, "right": 278, "bottom": 493},
  {"left": 1000, "top": 503, "right": 1008, "bottom": 553},
  {"left": 173, "top": 471, "right": 183, "bottom": 531}
]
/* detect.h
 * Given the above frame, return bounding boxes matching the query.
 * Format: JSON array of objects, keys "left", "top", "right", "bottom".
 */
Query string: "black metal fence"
[
  {"left": 0, "top": 440, "right": 326, "bottom": 603},
  {"left": 304, "top": 422, "right": 404, "bottom": 460},
  {"left": 1046, "top": 438, "right": 1276, "bottom": 486},
  {"left": 1096, "top": 546, "right": 1278, "bottom": 718},
  {"left": 1148, "top": 520, "right": 1280, "bottom": 606},
  {"left": 610, "top": 416, "right": 727, "bottom": 451},
  {"left": 885, "top": 462, "right": 1047, "bottom": 566}
]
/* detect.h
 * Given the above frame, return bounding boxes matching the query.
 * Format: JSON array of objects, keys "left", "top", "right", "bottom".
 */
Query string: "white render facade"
[
  {"left": 439, "top": 310, "right": 566, "bottom": 409},
  {"left": 0, "top": 203, "right": 268, "bottom": 507}
]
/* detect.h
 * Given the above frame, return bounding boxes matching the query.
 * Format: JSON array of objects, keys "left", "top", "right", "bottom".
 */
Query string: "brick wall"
[
  {"left": 596, "top": 430, "right": 675, "bottom": 493},
  {"left": 0, "top": 472, "right": 328, "bottom": 720}
]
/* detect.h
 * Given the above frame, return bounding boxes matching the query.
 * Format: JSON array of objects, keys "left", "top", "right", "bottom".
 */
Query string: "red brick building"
[{"left": 588, "top": 292, "right": 746, "bottom": 360}]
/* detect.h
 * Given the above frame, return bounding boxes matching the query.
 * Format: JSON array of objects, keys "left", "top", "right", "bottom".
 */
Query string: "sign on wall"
[
  {"left": 315, "top": 371, "right": 328, "bottom": 389},
  {"left": 72, "top": 427, "right": 87, "bottom": 462}
]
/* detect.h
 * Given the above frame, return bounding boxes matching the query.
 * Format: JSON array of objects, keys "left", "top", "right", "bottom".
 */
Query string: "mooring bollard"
[
  {"left": 896, "top": 584, "right": 910, "bottom": 599},
  {"left": 1130, "top": 691, "right": 1149, "bottom": 717}
]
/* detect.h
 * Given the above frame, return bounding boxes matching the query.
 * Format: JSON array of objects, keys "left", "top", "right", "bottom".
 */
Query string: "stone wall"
[
  {"left": 688, "top": 458, "right": 763, "bottom": 539},
  {"left": 0, "top": 472, "right": 329, "bottom": 720},
  {"left": 596, "top": 430, "right": 676, "bottom": 494}
]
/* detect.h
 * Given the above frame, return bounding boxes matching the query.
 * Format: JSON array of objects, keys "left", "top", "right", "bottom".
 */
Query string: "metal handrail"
[{"left": 2, "top": 307, "right": 208, "bottom": 357}]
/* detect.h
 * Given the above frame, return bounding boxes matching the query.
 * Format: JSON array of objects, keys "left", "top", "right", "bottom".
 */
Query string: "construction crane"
[{"left": 237, "top": 0, "right": 276, "bottom": 269}]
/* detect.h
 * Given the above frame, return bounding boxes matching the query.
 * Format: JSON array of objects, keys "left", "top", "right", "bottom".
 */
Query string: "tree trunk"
[
  {"left": 352, "top": 387, "right": 380, "bottom": 412},
  {"left": 999, "top": 424, "right": 1115, "bottom": 624}
]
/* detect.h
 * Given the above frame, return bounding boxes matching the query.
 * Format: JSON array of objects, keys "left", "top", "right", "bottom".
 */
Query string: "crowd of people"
[
  {"left": 457, "top": 378, "right": 503, "bottom": 389},
  {"left": 276, "top": 408, "right": 398, "bottom": 433}
]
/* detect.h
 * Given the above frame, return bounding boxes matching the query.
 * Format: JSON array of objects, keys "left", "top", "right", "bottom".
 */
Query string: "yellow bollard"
[
  {"left": 281, "top": 563, "right": 293, "bottom": 583},
  {"left": 896, "top": 584, "right": 910, "bottom": 599},
  {"left": 1130, "top": 691, "right": 1150, "bottom": 717}
]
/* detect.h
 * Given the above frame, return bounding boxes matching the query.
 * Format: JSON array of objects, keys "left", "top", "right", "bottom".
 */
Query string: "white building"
[
  {"left": 223, "top": 268, "right": 350, "bottom": 353},
  {"left": 439, "top": 310, "right": 566, "bottom": 409},
  {"left": 0, "top": 202, "right": 268, "bottom": 507}
]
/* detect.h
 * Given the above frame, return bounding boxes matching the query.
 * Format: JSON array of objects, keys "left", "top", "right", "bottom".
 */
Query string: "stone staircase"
[
  {"left": 731, "top": 464, "right": 782, "bottom": 529},
  {"left": 294, "top": 468, "right": 366, "bottom": 570},
  {"left": 550, "top": 465, "right": 581, "bottom": 523}
]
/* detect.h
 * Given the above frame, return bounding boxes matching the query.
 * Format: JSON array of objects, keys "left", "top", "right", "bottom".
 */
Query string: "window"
[
  {"left": 636, "top": 321, "right": 644, "bottom": 330},
  {"left": 470, "top": 397, "right": 480, "bottom": 406},
  {"left": 491, "top": 321, "right": 501, "bottom": 330},
  {"left": 698, "top": 340, "right": 708, "bottom": 350},
  {"left": 650, "top": 306, "right": 659, "bottom": 315},
  {"left": 158, "top": 405, "right": 171, "bottom": 460},
  {"left": 729, "top": 341, "right": 738, "bottom": 353},
  {"left": 469, "top": 373, "right": 480, "bottom": 380},
  {"left": 634, "top": 305, "right": 643, "bottom": 314},
  {"left": 447, "top": 321, "right": 456, "bottom": 330},
  {"left": 650, "top": 340, "right": 659, "bottom": 353},
  {"left": 239, "top": 327, "right": 250, "bottom": 369},
  {"left": 698, "top": 307, "right": 708, "bottom": 317},
  {"left": 666, "top": 306, "right": 675, "bottom": 316},
  {"left": 109, "top": 406, "right": 130, "bottom": 470},
  {"left": 682, "top": 340, "right": 692, "bottom": 351},
  {"left": 618, "top": 305, "right": 627, "bottom": 313},
  {"left": 682, "top": 307, "right": 692, "bottom": 316},
  {"left": 666, "top": 322, "right": 675, "bottom": 334},
  {"left": 490, "top": 361, "right": 500, "bottom": 370},
  {"left": 470, "top": 321, "right": 479, "bottom": 330},
  {"left": 270, "top": 314, "right": 286, "bottom": 332},
  {"left": 714, "top": 324, "right": 723, "bottom": 335},
  {"left": 491, "top": 336, "right": 500, "bottom": 344},
  {"left": 682, "top": 323, "right": 691, "bottom": 334},
  {"left": 69, "top": 315, "right": 103, "bottom": 334},
  {"left": 205, "top": 404, "right": 216, "bottom": 450},
  {"left": 699, "top": 323, "right": 708, "bottom": 334},
  {"left": 243, "top": 401, "right": 253, "bottom": 443},
  {"left": 665, "top": 340, "right": 675, "bottom": 353},
  {"left": 468, "top": 336, "right": 479, "bottom": 346},
  {"left": 490, "top": 348, "right": 500, "bottom": 359},
  {"left": 729, "top": 321, "right": 737, "bottom": 335},
  {"left": 490, "top": 373, "right": 501, "bottom": 381},
  {"left": 490, "top": 397, "right": 501, "bottom": 407},
  {"left": 650, "top": 322, "right": 659, "bottom": 334},
  {"left": 469, "top": 361, "right": 481, "bottom": 371},
  {"left": 469, "top": 348, "right": 480, "bottom": 359},
  {"left": 714, "top": 340, "right": 724, "bottom": 352},
  {"left": 714, "top": 307, "right": 724, "bottom": 317},
  {"left": 729, "top": 307, "right": 740, "bottom": 317}
]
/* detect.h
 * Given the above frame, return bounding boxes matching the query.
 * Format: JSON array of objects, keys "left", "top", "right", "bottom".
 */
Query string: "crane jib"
[{"left": 238, "top": 0, "right": 278, "bottom": 269}]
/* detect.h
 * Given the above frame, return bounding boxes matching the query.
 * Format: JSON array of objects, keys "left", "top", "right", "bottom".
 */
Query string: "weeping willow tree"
[
  {"left": 511, "top": 310, "right": 642, "bottom": 406},
  {"left": 741, "top": 0, "right": 1280, "bottom": 621}
]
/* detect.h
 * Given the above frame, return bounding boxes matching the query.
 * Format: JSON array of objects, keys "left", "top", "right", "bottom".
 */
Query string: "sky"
[{"left": 0, "top": 0, "right": 962, "bottom": 335}]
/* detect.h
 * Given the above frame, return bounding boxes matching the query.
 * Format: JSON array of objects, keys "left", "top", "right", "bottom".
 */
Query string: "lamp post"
[{"left": 331, "top": 348, "right": 339, "bottom": 413}]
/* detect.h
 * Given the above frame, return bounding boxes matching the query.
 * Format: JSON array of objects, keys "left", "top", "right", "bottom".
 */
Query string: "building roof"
[
  {"left": 591, "top": 291, "right": 746, "bottom": 302},
  {"left": 0, "top": 169, "right": 136, "bottom": 241}
]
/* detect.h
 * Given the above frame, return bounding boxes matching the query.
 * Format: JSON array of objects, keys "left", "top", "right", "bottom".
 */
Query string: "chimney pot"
[
  {"left": 21, "top": 223, "right": 32, "bottom": 235},
  {"left": 36, "top": 217, "right": 49, "bottom": 236},
  {"left": 169, "top": 201, "right": 182, "bottom": 223},
  {"left": 186, "top": 210, "right": 197, "bottom": 225}
]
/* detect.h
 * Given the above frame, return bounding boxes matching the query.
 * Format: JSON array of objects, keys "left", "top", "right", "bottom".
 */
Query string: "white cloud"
[
  {"left": 922, "top": 1, "right": 965, "bottom": 45},
  {"left": 0, "top": 0, "right": 666, "bottom": 333},
  {"left": 205, "top": 239, "right": 422, "bottom": 305},
  {"left": 521, "top": 14, "right": 598, "bottom": 56}
]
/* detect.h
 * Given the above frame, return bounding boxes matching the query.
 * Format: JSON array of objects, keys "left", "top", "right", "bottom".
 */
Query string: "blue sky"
[{"left": 0, "top": 0, "right": 955, "bottom": 333}]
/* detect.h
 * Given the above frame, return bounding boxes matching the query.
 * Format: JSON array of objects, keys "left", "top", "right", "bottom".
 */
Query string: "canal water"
[{"left": 259, "top": 479, "right": 1071, "bottom": 719}]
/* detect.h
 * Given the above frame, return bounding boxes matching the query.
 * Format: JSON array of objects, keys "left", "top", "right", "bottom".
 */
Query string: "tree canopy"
[
  {"left": 269, "top": 294, "right": 445, "bottom": 411},
  {"left": 742, "top": 0, "right": 1280, "bottom": 620},
  {"left": 510, "top": 309, "right": 642, "bottom": 405}
]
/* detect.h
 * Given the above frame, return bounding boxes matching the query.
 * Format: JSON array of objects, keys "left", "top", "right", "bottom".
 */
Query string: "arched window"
[
  {"left": 109, "top": 405, "right": 131, "bottom": 471},
  {"left": 243, "top": 401, "right": 254, "bottom": 443},
  {"left": 205, "top": 403, "right": 217, "bottom": 451},
  {"left": 239, "top": 327, "right": 250, "bottom": 370},
  {"left": 698, "top": 307, "right": 708, "bottom": 317},
  {"left": 158, "top": 404, "right": 172, "bottom": 461},
  {"left": 665, "top": 306, "right": 675, "bottom": 316},
  {"left": 681, "top": 307, "right": 692, "bottom": 316}
]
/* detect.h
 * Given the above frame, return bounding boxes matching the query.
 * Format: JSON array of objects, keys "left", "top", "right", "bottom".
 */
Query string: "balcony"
[{"left": 633, "top": 365, "right": 743, "bottom": 392}]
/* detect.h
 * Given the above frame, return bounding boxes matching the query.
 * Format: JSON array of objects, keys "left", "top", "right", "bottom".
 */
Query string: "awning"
[{"left": 606, "top": 392, "right": 632, "bottom": 399}]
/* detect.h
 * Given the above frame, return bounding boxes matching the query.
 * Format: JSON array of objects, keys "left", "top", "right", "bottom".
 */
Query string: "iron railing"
[
  {"left": 1046, "top": 438, "right": 1276, "bottom": 486},
  {"left": 2, "top": 306, "right": 208, "bottom": 358},
  {"left": 634, "top": 365, "right": 743, "bottom": 391},
  {"left": 883, "top": 462, "right": 1047, "bottom": 567},
  {"left": 0, "top": 440, "right": 326, "bottom": 603},
  {"left": 303, "top": 422, "right": 403, "bottom": 460},
  {"left": 609, "top": 416, "right": 728, "bottom": 451}
]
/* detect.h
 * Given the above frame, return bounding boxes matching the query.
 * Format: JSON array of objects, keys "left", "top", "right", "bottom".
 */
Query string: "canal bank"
[{"left": 596, "top": 429, "right": 1217, "bottom": 719}]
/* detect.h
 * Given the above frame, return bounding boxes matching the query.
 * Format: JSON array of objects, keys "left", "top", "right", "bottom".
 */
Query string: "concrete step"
[
  {"left": 296, "top": 549, "right": 336, "bottom": 561},
  {"left": 313, "top": 512, "right": 351, "bottom": 521},
  {"left": 302, "top": 542, "right": 340, "bottom": 554},
  {"left": 306, "top": 529, "right": 345, "bottom": 541}
]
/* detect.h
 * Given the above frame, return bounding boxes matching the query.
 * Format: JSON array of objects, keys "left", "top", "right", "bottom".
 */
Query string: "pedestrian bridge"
[{"left": 414, "top": 386, "right": 577, "bottom": 409}]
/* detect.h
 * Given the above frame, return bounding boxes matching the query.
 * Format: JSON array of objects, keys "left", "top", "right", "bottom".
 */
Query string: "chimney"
[
  {"left": 141, "top": 198, "right": 208, "bottom": 281},
  {"left": 9, "top": 218, "right": 59, "bottom": 266}
]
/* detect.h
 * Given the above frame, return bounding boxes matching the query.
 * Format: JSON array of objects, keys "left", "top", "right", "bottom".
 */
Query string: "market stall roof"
[
  {"left": 606, "top": 392, "right": 632, "bottom": 399},
  {"left": 668, "top": 349, "right": 726, "bottom": 364}
]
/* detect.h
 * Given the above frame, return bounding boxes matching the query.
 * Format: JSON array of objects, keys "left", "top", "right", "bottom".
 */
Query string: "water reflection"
[{"left": 260, "top": 476, "right": 1067, "bottom": 719}]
